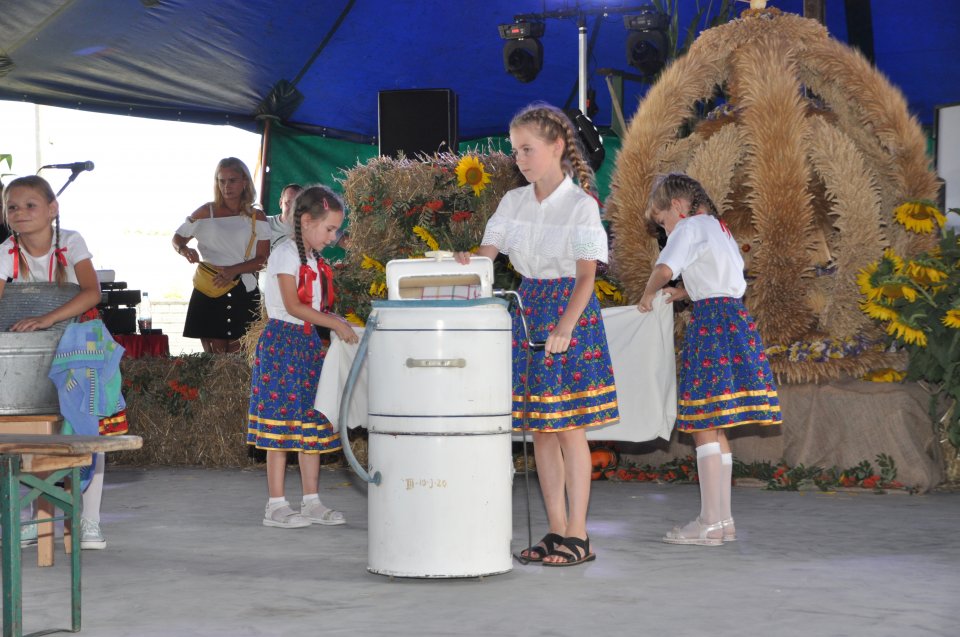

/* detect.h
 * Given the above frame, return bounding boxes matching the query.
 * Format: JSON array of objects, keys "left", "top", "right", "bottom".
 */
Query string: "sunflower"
[
  {"left": 905, "top": 258, "right": 949, "bottom": 287},
  {"left": 413, "top": 225, "right": 439, "bottom": 251},
  {"left": 361, "top": 255, "right": 385, "bottom": 272},
  {"left": 860, "top": 300, "right": 899, "bottom": 322},
  {"left": 893, "top": 200, "right": 946, "bottom": 234},
  {"left": 885, "top": 316, "right": 927, "bottom": 347},
  {"left": 345, "top": 311, "right": 366, "bottom": 327},
  {"left": 455, "top": 155, "right": 492, "bottom": 196},
  {"left": 863, "top": 368, "right": 906, "bottom": 383},
  {"left": 944, "top": 308, "right": 960, "bottom": 330}
]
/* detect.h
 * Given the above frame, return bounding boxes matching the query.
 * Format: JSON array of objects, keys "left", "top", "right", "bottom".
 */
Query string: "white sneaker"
[
  {"left": 80, "top": 518, "right": 107, "bottom": 550},
  {"left": 20, "top": 523, "right": 38, "bottom": 547}
]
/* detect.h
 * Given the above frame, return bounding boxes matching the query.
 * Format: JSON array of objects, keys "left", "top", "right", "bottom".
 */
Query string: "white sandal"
[
  {"left": 263, "top": 503, "right": 311, "bottom": 529},
  {"left": 662, "top": 517, "right": 724, "bottom": 546},
  {"left": 721, "top": 517, "right": 736, "bottom": 542},
  {"left": 301, "top": 500, "right": 346, "bottom": 526}
]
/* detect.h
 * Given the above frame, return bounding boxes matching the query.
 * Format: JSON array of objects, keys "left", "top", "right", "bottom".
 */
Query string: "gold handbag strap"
[{"left": 243, "top": 212, "right": 257, "bottom": 259}]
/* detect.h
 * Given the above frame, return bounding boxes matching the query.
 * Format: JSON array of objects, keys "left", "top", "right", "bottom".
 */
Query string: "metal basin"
[{"left": 0, "top": 282, "right": 79, "bottom": 415}]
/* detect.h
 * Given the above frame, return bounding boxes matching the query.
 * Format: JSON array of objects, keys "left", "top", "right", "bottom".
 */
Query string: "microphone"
[{"left": 41, "top": 161, "right": 95, "bottom": 172}]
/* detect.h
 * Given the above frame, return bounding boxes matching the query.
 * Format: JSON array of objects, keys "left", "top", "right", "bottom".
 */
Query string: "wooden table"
[{"left": 0, "top": 434, "right": 142, "bottom": 637}]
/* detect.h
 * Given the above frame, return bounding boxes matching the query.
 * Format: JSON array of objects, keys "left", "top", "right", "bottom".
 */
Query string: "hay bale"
[{"left": 111, "top": 354, "right": 256, "bottom": 467}]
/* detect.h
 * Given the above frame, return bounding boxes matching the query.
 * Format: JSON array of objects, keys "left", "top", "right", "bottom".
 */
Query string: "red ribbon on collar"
[
  {"left": 8, "top": 241, "right": 19, "bottom": 279},
  {"left": 297, "top": 264, "right": 318, "bottom": 334},
  {"left": 718, "top": 218, "right": 732, "bottom": 238},
  {"left": 297, "top": 259, "right": 336, "bottom": 335},
  {"left": 317, "top": 259, "right": 335, "bottom": 312},
  {"left": 49, "top": 247, "right": 68, "bottom": 281}
]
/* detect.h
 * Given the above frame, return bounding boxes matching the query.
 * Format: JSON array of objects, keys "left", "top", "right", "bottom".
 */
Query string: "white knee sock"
[
  {"left": 696, "top": 442, "right": 723, "bottom": 524},
  {"left": 82, "top": 453, "right": 105, "bottom": 523},
  {"left": 720, "top": 452, "right": 733, "bottom": 521}
]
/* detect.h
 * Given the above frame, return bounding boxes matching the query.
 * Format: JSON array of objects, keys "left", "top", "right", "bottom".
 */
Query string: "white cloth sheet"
[{"left": 315, "top": 295, "right": 676, "bottom": 442}]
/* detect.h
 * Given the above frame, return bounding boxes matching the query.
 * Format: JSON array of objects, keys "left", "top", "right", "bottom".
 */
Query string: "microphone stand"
[{"left": 53, "top": 168, "right": 84, "bottom": 197}]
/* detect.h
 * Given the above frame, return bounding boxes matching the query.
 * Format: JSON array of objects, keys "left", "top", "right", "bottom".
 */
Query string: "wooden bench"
[{"left": 0, "top": 433, "right": 142, "bottom": 637}]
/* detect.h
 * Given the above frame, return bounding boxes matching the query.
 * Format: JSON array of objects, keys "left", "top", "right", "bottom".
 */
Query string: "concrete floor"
[{"left": 15, "top": 465, "right": 960, "bottom": 637}]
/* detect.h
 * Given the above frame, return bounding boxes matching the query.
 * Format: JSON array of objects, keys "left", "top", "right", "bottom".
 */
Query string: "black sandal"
[
  {"left": 517, "top": 532, "right": 564, "bottom": 563},
  {"left": 542, "top": 536, "right": 596, "bottom": 567}
]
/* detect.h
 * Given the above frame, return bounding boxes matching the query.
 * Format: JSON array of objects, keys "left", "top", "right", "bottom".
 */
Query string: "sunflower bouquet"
[{"left": 858, "top": 202, "right": 960, "bottom": 448}]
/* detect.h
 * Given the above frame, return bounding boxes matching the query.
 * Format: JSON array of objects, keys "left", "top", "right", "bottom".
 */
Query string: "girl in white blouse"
[
  {"left": 638, "top": 173, "right": 781, "bottom": 546},
  {"left": 459, "top": 102, "right": 619, "bottom": 567}
]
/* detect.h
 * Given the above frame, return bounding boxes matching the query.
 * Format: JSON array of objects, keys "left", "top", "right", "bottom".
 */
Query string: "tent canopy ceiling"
[{"left": 1, "top": 0, "right": 957, "bottom": 141}]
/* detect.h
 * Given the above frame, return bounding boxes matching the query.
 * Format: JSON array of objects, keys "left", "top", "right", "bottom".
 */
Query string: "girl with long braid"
[
  {"left": 457, "top": 102, "right": 619, "bottom": 566},
  {"left": 247, "top": 185, "right": 358, "bottom": 529},
  {"left": 1, "top": 175, "right": 128, "bottom": 550},
  {"left": 638, "top": 173, "right": 781, "bottom": 546}
]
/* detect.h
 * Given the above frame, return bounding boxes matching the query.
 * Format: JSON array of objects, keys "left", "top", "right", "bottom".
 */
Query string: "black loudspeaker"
[{"left": 378, "top": 89, "right": 458, "bottom": 158}]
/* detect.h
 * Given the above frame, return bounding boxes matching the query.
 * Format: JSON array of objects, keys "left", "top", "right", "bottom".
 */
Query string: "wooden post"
[{"left": 804, "top": 0, "right": 826, "bottom": 24}]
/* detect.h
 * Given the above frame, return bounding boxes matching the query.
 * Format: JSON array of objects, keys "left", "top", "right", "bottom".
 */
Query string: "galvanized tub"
[{"left": 0, "top": 282, "right": 79, "bottom": 415}]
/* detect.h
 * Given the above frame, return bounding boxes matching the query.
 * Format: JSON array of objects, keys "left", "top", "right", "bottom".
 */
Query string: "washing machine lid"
[
  {"left": 372, "top": 297, "right": 508, "bottom": 310},
  {"left": 386, "top": 254, "right": 493, "bottom": 300}
]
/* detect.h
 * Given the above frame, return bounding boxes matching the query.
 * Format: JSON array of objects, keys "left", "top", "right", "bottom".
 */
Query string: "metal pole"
[{"left": 578, "top": 15, "right": 587, "bottom": 115}]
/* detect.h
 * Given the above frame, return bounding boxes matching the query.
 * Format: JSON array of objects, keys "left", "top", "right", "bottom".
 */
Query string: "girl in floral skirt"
[
  {"left": 637, "top": 173, "right": 782, "bottom": 546},
  {"left": 457, "top": 102, "right": 619, "bottom": 566},
  {"left": 247, "top": 185, "right": 359, "bottom": 528}
]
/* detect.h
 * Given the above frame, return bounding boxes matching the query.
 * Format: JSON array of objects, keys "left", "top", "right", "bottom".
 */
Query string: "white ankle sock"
[
  {"left": 302, "top": 493, "right": 320, "bottom": 505},
  {"left": 720, "top": 453, "right": 733, "bottom": 522},
  {"left": 267, "top": 497, "right": 287, "bottom": 508},
  {"left": 81, "top": 453, "right": 105, "bottom": 523},
  {"left": 696, "top": 442, "right": 723, "bottom": 524}
]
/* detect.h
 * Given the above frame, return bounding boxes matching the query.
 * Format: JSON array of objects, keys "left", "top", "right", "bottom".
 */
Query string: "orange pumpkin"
[{"left": 590, "top": 447, "right": 618, "bottom": 480}]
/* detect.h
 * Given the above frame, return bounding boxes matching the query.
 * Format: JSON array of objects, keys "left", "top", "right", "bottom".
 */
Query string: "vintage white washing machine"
[{"left": 343, "top": 254, "right": 514, "bottom": 578}]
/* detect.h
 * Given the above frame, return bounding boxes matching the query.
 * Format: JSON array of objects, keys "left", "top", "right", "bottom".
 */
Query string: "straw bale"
[{"left": 111, "top": 354, "right": 256, "bottom": 467}]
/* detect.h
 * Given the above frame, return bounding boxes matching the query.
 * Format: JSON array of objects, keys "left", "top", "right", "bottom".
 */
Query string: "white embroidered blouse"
[{"left": 481, "top": 177, "right": 608, "bottom": 279}]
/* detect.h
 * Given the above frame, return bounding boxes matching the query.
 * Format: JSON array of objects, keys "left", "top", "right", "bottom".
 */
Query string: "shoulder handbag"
[{"left": 192, "top": 213, "right": 258, "bottom": 298}]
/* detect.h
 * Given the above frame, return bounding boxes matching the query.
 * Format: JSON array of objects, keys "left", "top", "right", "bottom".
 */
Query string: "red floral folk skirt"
[
  {"left": 677, "top": 296, "right": 781, "bottom": 432},
  {"left": 512, "top": 277, "right": 619, "bottom": 433},
  {"left": 246, "top": 319, "right": 341, "bottom": 454}
]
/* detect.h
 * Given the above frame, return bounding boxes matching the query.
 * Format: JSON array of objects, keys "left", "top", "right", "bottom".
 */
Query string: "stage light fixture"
[
  {"left": 499, "top": 21, "right": 545, "bottom": 83},
  {"left": 623, "top": 8, "right": 670, "bottom": 77},
  {"left": 566, "top": 108, "right": 605, "bottom": 171}
]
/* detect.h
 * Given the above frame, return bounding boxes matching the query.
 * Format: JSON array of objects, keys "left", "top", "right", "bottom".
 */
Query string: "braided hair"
[
  {"left": 292, "top": 185, "right": 344, "bottom": 268},
  {"left": 510, "top": 102, "right": 597, "bottom": 197},
  {"left": 645, "top": 173, "right": 719, "bottom": 224},
  {"left": 2, "top": 175, "right": 66, "bottom": 284}
]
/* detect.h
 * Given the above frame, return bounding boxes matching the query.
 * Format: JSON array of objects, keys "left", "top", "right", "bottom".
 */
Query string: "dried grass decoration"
[
  {"left": 111, "top": 353, "right": 255, "bottom": 467},
  {"left": 606, "top": 9, "right": 940, "bottom": 384},
  {"left": 336, "top": 152, "right": 519, "bottom": 321}
]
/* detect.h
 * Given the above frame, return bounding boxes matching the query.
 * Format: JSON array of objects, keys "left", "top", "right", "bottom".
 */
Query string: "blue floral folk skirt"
[
  {"left": 512, "top": 277, "right": 619, "bottom": 433},
  {"left": 246, "top": 319, "right": 342, "bottom": 454},
  {"left": 677, "top": 297, "right": 782, "bottom": 432}
]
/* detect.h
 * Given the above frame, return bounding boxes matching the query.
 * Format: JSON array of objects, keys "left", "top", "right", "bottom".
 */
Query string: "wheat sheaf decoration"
[{"left": 607, "top": 10, "right": 940, "bottom": 384}]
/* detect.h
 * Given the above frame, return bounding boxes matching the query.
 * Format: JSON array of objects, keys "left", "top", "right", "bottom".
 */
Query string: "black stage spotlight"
[
  {"left": 499, "top": 21, "right": 545, "bottom": 83},
  {"left": 623, "top": 7, "right": 670, "bottom": 78}
]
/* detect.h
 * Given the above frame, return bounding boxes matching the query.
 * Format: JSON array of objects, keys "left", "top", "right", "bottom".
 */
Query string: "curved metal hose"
[{"left": 337, "top": 312, "right": 382, "bottom": 485}]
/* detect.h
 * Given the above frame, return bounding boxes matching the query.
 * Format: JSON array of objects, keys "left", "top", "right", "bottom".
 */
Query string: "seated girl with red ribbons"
[
  {"left": 246, "top": 185, "right": 359, "bottom": 529},
  {"left": 1, "top": 175, "right": 128, "bottom": 551}
]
